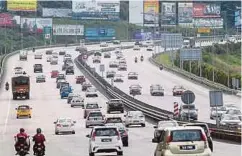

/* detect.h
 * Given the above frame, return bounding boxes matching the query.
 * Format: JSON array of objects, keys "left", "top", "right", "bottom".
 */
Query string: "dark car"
[
  {"left": 82, "top": 82, "right": 92, "bottom": 91},
  {"left": 56, "top": 74, "right": 66, "bottom": 82},
  {"left": 106, "top": 99, "right": 124, "bottom": 114},
  {"left": 46, "top": 50, "right": 53, "bottom": 55},
  {"left": 59, "top": 50, "right": 66, "bottom": 55},
  {"left": 66, "top": 66, "right": 74, "bottom": 75},
  {"left": 33, "top": 64, "right": 43, "bottom": 73},
  {"left": 106, "top": 71, "right": 116, "bottom": 78}
]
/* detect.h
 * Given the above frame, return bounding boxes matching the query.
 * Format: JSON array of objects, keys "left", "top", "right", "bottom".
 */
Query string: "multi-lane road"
[{"left": 0, "top": 43, "right": 241, "bottom": 156}]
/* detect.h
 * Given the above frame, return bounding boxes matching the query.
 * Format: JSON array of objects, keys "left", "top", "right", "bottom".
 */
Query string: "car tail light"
[
  {"left": 57, "top": 124, "right": 61, "bottom": 127},
  {"left": 166, "top": 135, "right": 172, "bottom": 143},
  {"left": 201, "top": 133, "right": 208, "bottom": 148},
  {"left": 91, "top": 132, "right": 96, "bottom": 141}
]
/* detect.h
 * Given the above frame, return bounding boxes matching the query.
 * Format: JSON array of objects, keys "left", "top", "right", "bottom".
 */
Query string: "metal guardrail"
[{"left": 74, "top": 47, "right": 241, "bottom": 143}]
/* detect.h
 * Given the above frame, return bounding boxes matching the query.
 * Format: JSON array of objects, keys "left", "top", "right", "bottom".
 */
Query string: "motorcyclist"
[
  {"left": 15, "top": 128, "right": 30, "bottom": 155},
  {"left": 140, "top": 55, "right": 144, "bottom": 61},
  {"left": 5, "top": 82, "right": 9, "bottom": 90},
  {"left": 33, "top": 128, "right": 46, "bottom": 155}
]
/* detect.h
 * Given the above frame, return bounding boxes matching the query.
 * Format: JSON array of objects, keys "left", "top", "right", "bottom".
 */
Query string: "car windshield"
[
  {"left": 95, "top": 128, "right": 117, "bottom": 136},
  {"left": 226, "top": 109, "right": 241, "bottom": 115},
  {"left": 182, "top": 105, "right": 195, "bottom": 110},
  {"left": 171, "top": 130, "right": 202, "bottom": 142},
  {"left": 89, "top": 112, "right": 102, "bottom": 117},
  {"left": 86, "top": 104, "right": 99, "bottom": 109},
  {"left": 106, "top": 118, "right": 122, "bottom": 123},
  {"left": 58, "top": 119, "right": 72, "bottom": 123},
  {"left": 158, "top": 121, "right": 178, "bottom": 128}
]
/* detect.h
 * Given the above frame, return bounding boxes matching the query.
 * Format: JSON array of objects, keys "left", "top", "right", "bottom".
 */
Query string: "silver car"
[
  {"left": 70, "top": 97, "right": 84, "bottom": 108},
  {"left": 85, "top": 111, "right": 105, "bottom": 128},
  {"left": 124, "top": 111, "right": 146, "bottom": 127},
  {"left": 83, "top": 102, "right": 101, "bottom": 119},
  {"left": 150, "top": 84, "right": 164, "bottom": 96},
  {"left": 36, "top": 75, "right": 46, "bottom": 83},
  {"left": 85, "top": 87, "right": 98, "bottom": 97},
  {"left": 220, "top": 115, "right": 242, "bottom": 128},
  {"left": 210, "top": 106, "right": 227, "bottom": 120}
]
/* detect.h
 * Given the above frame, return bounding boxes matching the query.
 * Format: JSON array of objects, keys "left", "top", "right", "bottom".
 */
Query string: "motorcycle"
[
  {"left": 135, "top": 58, "right": 138, "bottom": 63},
  {"left": 34, "top": 143, "right": 44, "bottom": 156},
  {"left": 5, "top": 85, "right": 9, "bottom": 91},
  {"left": 15, "top": 136, "right": 30, "bottom": 156}
]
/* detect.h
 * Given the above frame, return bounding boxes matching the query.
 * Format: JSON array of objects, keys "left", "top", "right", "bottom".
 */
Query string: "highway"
[{"left": 0, "top": 44, "right": 240, "bottom": 156}]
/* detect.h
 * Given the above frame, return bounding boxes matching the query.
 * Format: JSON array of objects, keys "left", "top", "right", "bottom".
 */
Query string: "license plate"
[
  {"left": 101, "top": 138, "right": 112, "bottom": 142},
  {"left": 180, "top": 145, "right": 195, "bottom": 150},
  {"left": 63, "top": 125, "right": 69, "bottom": 127},
  {"left": 133, "top": 120, "right": 139, "bottom": 122}
]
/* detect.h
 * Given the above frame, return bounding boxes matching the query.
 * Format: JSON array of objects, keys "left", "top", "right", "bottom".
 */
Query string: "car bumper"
[
  {"left": 163, "top": 148, "right": 211, "bottom": 156},
  {"left": 17, "top": 114, "right": 31, "bottom": 117},
  {"left": 71, "top": 103, "right": 84, "bottom": 107},
  {"left": 151, "top": 92, "right": 164, "bottom": 96},
  {"left": 126, "top": 120, "right": 145, "bottom": 125},
  {"left": 56, "top": 127, "right": 74, "bottom": 133},
  {"left": 91, "top": 143, "right": 122, "bottom": 153},
  {"left": 86, "top": 93, "right": 98, "bottom": 97}
]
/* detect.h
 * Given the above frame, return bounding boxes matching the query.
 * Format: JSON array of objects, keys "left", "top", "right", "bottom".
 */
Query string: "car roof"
[{"left": 165, "top": 126, "right": 204, "bottom": 131}]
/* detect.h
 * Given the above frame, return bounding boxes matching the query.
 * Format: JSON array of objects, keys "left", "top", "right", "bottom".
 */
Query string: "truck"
[
  {"left": 19, "top": 50, "right": 27, "bottom": 61},
  {"left": 12, "top": 75, "right": 30, "bottom": 100}
]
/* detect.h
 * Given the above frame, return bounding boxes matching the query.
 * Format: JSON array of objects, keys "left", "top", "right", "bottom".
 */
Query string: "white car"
[
  {"left": 124, "top": 111, "right": 145, "bottom": 127},
  {"left": 115, "top": 48, "right": 122, "bottom": 54},
  {"left": 153, "top": 120, "right": 179, "bottom": 139},
  {"left": 153, "top": 126, "right": 212, "bottom": 156},
  {"left": 86, "top": 126, "right": 123, "bottom": 156},
  {"left": 54, "top": 118, "right": 76, "bottom": 135},
  {"left": 118, "top": 59, "right": 126, "bottom": 65},
  {"left": 109, "top": 61, "right": 119, "bottom": 68},
  {"left": 146, "top": 46, "right": 154, "bottom": 51},
  {"left": 118, "top": 64, "right": 127, "bottom": 71},
  {"left": 50, "top": 57, "right": 58, "bottom": 65},
  {"left": 85, "top": 87, "right": 98, "bottom": 97},
  {"left": 220, "top": 115, "right": 242, "bottom": 127},
  {"left": 100, "top": 42, "right": 108, "bottom": 47},
  {"left": 70, "top": 97, "right": 84, "bottom": 108},
  {"left": 133, "top": 45, "right": 140, "bottom": 50},
  {"left": 46, "top": 56, "right": 51, "bottom": 62},
  {"left": 14, "top": 67, "right": 23, "bottom": 74},
  {"left": 210, "top": 106, "right": 227, "bottom": 120},
  {"left": 36, "top": 75, "right": 46, "bottom": 83},
  {"left": 128, "top": 72, "right": 138, "bottom": 80},
  {"left": 34, "top": 53, "right": 42, "bottom": 59}
]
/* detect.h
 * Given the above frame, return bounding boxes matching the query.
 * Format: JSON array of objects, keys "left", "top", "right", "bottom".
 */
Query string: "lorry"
[
  {"left": 19, "top": 50, "right": 27, "bottom": 61},
  {"left": 12, "top": 75, "right": 30, "bottom": 100}
]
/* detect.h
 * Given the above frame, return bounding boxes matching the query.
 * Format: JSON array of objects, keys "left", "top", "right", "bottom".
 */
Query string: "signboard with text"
[
  {"left": 85, "top": 27, "right": 115, "bottom": 40},
  {"left": 143, "top": 0, "right": 159, "bottom": 26},
  {"left": 160, "top": 2, "right": 176, "bottom": 26},
  {"left": 53, "top": 24, "right": 84, "bottom": 36},
  {"left": 21, "top": 18, "right": 52, "bottom": 34},
  {"left": 7, "top": 0, "right": 37, "bottom": 11},
  {"left": 193, "top": 3, "right": 221, "bottom": 18},
  {"left": 178, "top": 3, "right": 193, "bottom": 27}
]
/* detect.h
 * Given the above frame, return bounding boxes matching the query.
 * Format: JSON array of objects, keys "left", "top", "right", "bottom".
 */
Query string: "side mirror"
[
  {"left": 153, "top": 125, "right": 158, "bottom": 128},
  {"left": 152, "top": 138, "right": 158, "bottom": 143},
  {"left": 86, "top": 134, "right": 90, "bottom": 138}
]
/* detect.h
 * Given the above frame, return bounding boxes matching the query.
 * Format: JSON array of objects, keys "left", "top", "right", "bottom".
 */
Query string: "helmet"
[
  {"left": 20, "top": 128, "right": 25, "bottom": 133},
  {"left": 36, "top": 128, "right": 41, "bottom": 134}
]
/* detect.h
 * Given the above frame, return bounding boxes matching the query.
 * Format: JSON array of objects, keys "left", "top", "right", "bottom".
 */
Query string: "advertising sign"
[
  {"left": 160, "top": 2, "right": 176, "bottom": 26},
  {"left": 7, "top": 0, "right": 37, "bottom": 11},
  {"left": 0, "top": 13, "right": 19, "bottom": 27},
  {"left": 193, "top": 18, "right": 223, "bottom": 28},
  {"left": 53, "top": 24, "right": 84, "bottom": 36},
  {"left": 129, "top": 1, "right": 143, "bottom": 26},
  {"left": 197, "top": 27, "right": 211, "bottom": 33},
  {"left": 143, "top": 0, "right": 159, "bottom": 26},
  {"left": 235, "top": 10, "right": 241, "bottom": 27},
  {"left": 178, "top": 3, "right": 193, "bottom": 27},
  {"left": 133, "top": 32, "right": 153, "bottom": 40},
  {"left": 180, "top": 48, "right": 202, "bottom": 61},
  {"left": 193, "top": 3, "right": 221, "bottom": 18},
  {"left": 21, "top": 18, "right": 52, "bottom": 34},
  {"left": 0, "top": 0, "right": 6, "bottom": 12},
  {"left": 85, "top": 27, "right": 115, "bottom": 40},
  {"left": 72, "top": 0, "right": 120, "bottom": 20},
  {"left": 42, "top": 8, "right": 72, "bottom": 17}
]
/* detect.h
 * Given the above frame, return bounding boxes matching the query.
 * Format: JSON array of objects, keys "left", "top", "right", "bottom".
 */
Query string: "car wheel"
[
  {"left": 141, "top": 123, "right": 146, "bottom": 127},
  {"left": 117, "top": 151, "right": 123, "bottom": 155},
  {"left": 72, "top": 131, "right": 75, "bottom": 134},
  {"left": 123, "top": 140, "right": 128, "bottom": 147}
]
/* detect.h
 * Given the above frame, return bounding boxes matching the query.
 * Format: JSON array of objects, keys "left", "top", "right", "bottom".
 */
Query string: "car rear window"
[
  {"left": 171, "top": 130, "right": 202, "bottom": 142},
  {"left": 86, "top": 104, "right": 99, "bottom": 109},
  {"left": 106, "top": 118, "right": 122, "bottom": 123},
  {"left": 59, "top": 119, "right": 72, "bottom": 123},
  {"left": 89, "top": 112, "right": 102, "bottom": 117},
  {"left": 95, "top": 128, "right": 118, "bottom": 136}
]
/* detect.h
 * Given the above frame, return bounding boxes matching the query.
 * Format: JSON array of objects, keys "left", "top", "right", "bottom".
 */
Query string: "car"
[
  {"left": 100, "top": 42, "right": 108, "bottom": 47},
  {"left": 133, "top": 45, "right": 140, "bottom": 50},
  {"left": 56, "top": 73, "right": 66, "bottom": 82},
  {"left": 82, "top": 82, "right": 92, "bottom": 91},
  {"left": 93, "top": 56, "right": 101, "bottom": 63},
  {"left": 60, "top": 86, "right": 72, "bottom": 99},
  {"left": 45, "top": 50, "right": 53, "bottom": 55},
  {"left": 76, "top": 46, "right": 88, "bottom": 53},
  {"left": 56, "top": 79, "right": 67, "bottom": 89},
  {"left": 33, "top": 64, "right": 43, "bottom": 73},
  {"left": 183, "top": 123, "right": 214, "bottom": 152},
  {"left": 115, "top": 48, "right": 122, "bottom": 54},
  {"left": 105, "top": 116, "right": 123, "bottom": 124},
  {"left": 54, "top": 118, "right": 76, "bottom": 135},
  {"left": 113, "top": 74, "right": 124, "bottom": 82},
  {"left": 65, "top": 66, "right": 74, "bottom": 75},
  {"left": 104, "top": 52, "right": 111, "bottom": 58},
  {"left": 143, "top": 40, "right": 153, "bottom": 47},
  {"left": 51, "top": 70, "right": 59, "bottom": 78},
  {"left": 83, "top": 102, "right": 101, "bottom": 119},
  {"left": 220, "top": 114, "right": 241, "bottom": 128},
  {"left": 118, "top": 59, "right": 126, "bottom": 65},
  {"left": 46, "top": 56, "right": 51, "bottom": 62},
  {"left": 113, "top": 40, "right": 121, "bottom": 45},
  {"left": 172, "top": 85, "right": 185, "bottom": 96},
  {"left": 52, "top": 52, "right": 58, "bottom": 57},
  {"left": 124, "top": 111, "right": 145, "bottom": 127},
  {"left": 129, "top": 84, "right": 142, "bottom": 96},
  {"left": 14, "top": 67, "right": 23, "bottom": 74},
  {"left": 86, "top": 126, "right": 123, "bottom": 156},
  {"left": 152, "top": 120, "right": 179, "bottom": 141},
  {"left": 34, "top": 53, "right": 42, "bottom": 59},
  {"left": 106, "top": 99, "right": 124, "bottom": 114},
  {"left": 59, "top": 82, "right": 71, "bottom": 93},
  {"left": 36, "top": 75, "right": 46, "bottom": 83},
  {"left": 179, "top": 103, "right": 198, "bottom": 120},
  {"left": 146, "top": 46, "right": 153, "bottom": 51},
  {"left": 128, "top": 72, "right": 138, "bottom": 80},
  {"left": 70, "top": 97, "right": 84, "bottom": 108},
  {"left": 59, "top": 50, "right": 66, "bottom": 55},
  {"left": 150, "top": 84, "right": 164, "bottom": 96},
  {"left": 67, "top": 93, "right": 81, "bottom": 104},
  {"left": 109, "top": 61, "right": 119, "bottom": 68},
  {"left": 152, "top": 126, "right": 212, "bottom": 156},
  {"left": 50, "top": 57, "right": 58, "bottom": 65},
  {"left": 16, "top": 105, "right": 32, "bottom": 118},
  {"left": 63, "top": 56, "right": 72, "bottom": 63},
  {"left": 223, "top": 108, "right": 241, "bottom": 116},
  {"left": 94, "top": 51, "right": 102, "bottom": 56},
  {"left": 210, "top": 106, "right": 227, "bottom": 120},
  {"left": 116, "top": 53, "right": 124, "bottom": 59},
  {"left": 75, "top": 75, "right": 85, "bottom": 84},
  {"left": 85, "top": 111, "right": 105, "bottom": 128},
  {"left": 85, "top": 87, "right": 98, "bottom": 97},
  {"left": 106, "top": 71, "right": 116, "bottom": 78}
]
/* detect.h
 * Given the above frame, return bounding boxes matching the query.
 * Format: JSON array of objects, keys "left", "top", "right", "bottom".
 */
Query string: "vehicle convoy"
[
  {"left": 33, "top": 64, "right": 43, "bottom": 73},
  {"left": 19, "top": 50, "right": 27, "bottom": 61},
  {"left": 106, "top": 99, "right": 124, "bottom": 113},
  {"left": 12, "top": 75, "right": 30, "bottom": 100}
]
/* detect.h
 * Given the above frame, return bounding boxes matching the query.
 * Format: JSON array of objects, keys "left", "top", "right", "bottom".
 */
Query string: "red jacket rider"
[
  {"left": 15, "top": 128, "right": 29, "bottom": 153},
  {"left": 33, "top": 128, "right": 46, "bottom": 155}
]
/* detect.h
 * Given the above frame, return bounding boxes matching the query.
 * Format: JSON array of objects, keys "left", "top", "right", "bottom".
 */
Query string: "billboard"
[
  {"left": 42, "top": 8, "right": 72, "bottom": 17},
  {"left": 235, "top": 10, "right": 241, "bottom": 27},
  {"left": 0, "top": 13, "right": 19, "bottom": 27},
  {"left": 72, "top": 0, "right": 120, "bottom": 20},
  {"left": 85, "top": 27, "right": 115, "bottom": 40},
  {"left": 193, "top": 3, "right": 221, "bottom": 18},
  {"left": 0, "top": 0, "right": 6, "bottom": 12},
  {"left": 178, "top": 3, "right": 193, "bottom": 27},
  {"left": 143, "top": 0, "right": 159, "bottom": 26},
  {"left": 53, "top": 25, "right": 84, "bottom": 36},
  {"left": 7, "top": 0, "right": 37, "bottom": 11},
  {"left": 193, "top": 18, "right": 223, "bottom": 28},
  {"left": 133, "top": 32, "right": 153, "bottom": 40},
  {"left": 20, "top": 18, "right": 52, "bottom": 34},
  {"left": 197, "top": 27, "right": 211, "bottom": 33},
  {"left": 160, "top": 2, "right": 176, "bottom": 26},
  {"left": 129, "top": 1, "right": 143, "bottom": 26}
]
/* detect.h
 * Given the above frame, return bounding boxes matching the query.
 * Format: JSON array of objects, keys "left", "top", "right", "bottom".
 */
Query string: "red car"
[
  {"left": 172, "top": 85, "right": 185, "bottom": 96},
  {"left": 51, "top": 70, "right": 59, "bottom": 78},
  {"left": 76, "top": 76, "right": 85, "bottom": 84}
]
